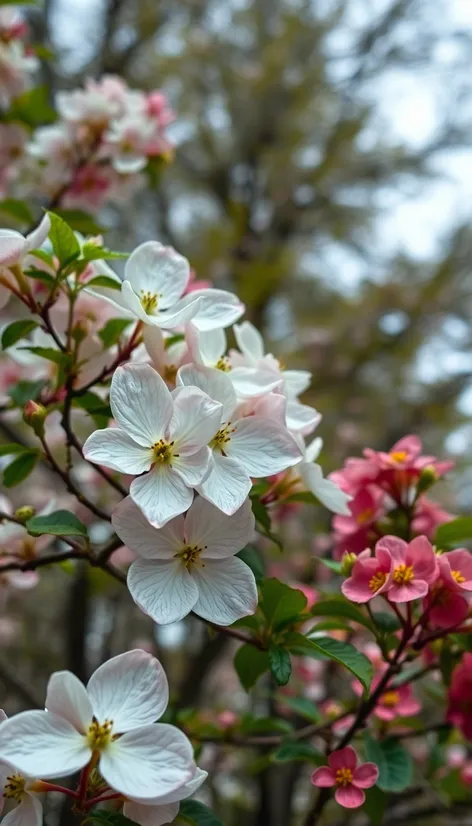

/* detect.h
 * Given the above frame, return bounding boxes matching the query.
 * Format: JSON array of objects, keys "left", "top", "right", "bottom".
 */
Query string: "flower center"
[
  {"left": 152, "top": 440, "right": 176, "bottom": 464},
  {"left": 390, "top": 450, "right": 407, "bottom": 463},
  {"left": 209, "top": 422, "right": 235, "bottom": 453},
  {"left": 335, "top": 768, "right": 353, "bottom": 786},
  {"left": 369, "top": 571, "right": 387, "bottom": 592},
  {"left": 87, "top": 719, "right": 114, "bottom": 750},
  {"left": 164, "top": 364, "right": 177, "bottom": 383},
  {"left": 175, "top": 544, "right": 205, "bottom": 569},
  {"left": 393, "top": 563, "right": 414, "bottom": 585},
  {"left": 452, "top": 570, "right": 466, "bottom": 584},
  {"left": 356, "top": 507, "right": 373, "bottom": 525},
  {"left": 381, "top": 690, "right": 400, "bottom": 707},
  {"left": 215, "top": 356, "right": 232, "bottom": 372},
  {"left": 140, "top": 291, "right": 159, "bottom": 314},
  {"left": 3, "top": 773, "right": 25, "bottom": 801}
]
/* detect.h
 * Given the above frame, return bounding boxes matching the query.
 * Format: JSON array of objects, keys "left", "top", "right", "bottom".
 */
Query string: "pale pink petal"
[
  {"left": 127, "top": 559, "right": 199, "bottom": 624},
  {"left": 405, "top": 536, "right": 437, "bottom": 582},
  {"left": 177, "top": 363, "right": 235, "bottom": 421},
  {"left": 123, "top": 800, "right": 179, "bottom": 826},
  {"left": 185, "top": 496, "right": 254, "bottom": 558},
  {"left": 197, "top": 453, "right": 251, "bottom": 515},
  {"left": 170, "top": 387, "right": 222, "bottom": 454},
  {"left": 191, "top": 556, "right": 257, "bottom": 625},
  {"left": 446, "top": 549, "right": 472, "bottom": 590},
  {"left": 45, "top": 671, "right": 92, "bottom": 733},
  {"left": 130, "top": 466, "right": 193, "bottom": 527},
  {"left": 233, "top": 322, "right": 264, "bottom": 362},
  {"left": 0, "top": 230, "right": 25, "bottom": 267},
  {"left": 25, "top": 215, "right": 51, "bottom": 252},
  {"left": 0, "top": 710, "right": 90, "bottom": 778},
  {"left": 124, "top": 242, "right": 189, "bottom": 308},
  {"left": 226, "top": 417, "right": 301, "bottom": 476},
  {"left": 375, "top": 536, "right": 408, "bottom": 565},
  {"left": 328, "top": 747, "right": 357, "bottom": 772},
  {"left": 388, "top": 580, "right": 428, "bottom": 602},
  {"left": 171, "top": 447, "right": 211, "bottom": 487},
  {"left": 110, "top": 364, "right": 173, "bottom": 446},
  {"left": 112, "top": 497, "right": 184, "bottom": 559},
  {"left": 335, "top": 785, "right": 365, "bottom": 808},
  {"left": 83, "top": 429, "right": 153, "bottom": 474},
  {"left": 2, "top": 795, "right": 42, "bottom": 826},
  {"left": 352, "top": 763, "right": 379, "bottom": 789},
  {"left": 310, "top": 767, "right": 336, "bottom": 787}
]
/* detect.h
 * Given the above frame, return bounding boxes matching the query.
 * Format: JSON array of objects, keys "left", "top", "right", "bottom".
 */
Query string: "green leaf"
[
  {"left": 24, "top": 268, "right": 56, "bottom": 289},
  {"left": 318, "top": 558, "right": 342, "bottom": 574},
  {"left": 178, "top": 800, "right": 224, "bottom": 826},
  {"left": 47, "top": 212, "right": 80, "bottom": 266},
  {"left": 268, "top": 645, "right": 292, "bottom": 686},
  {"left": 73, "top": 392, "right": 112, "bottom": 428},
  {"left": 290, "top": 634, "right": 373, "bottom": 692},
  {"left": 26, "top": 510, "right": 88, "bottom": 538},
  {"left": 370, "top": 611, "right": 401, "bottom": 633},
  {"left": 0, "top": 443, "right": 29, "bottom": 457},
  {"left": 363, "top": 732, "right": 413, "bottom": 792},
  {"left": 285, "top": 491, "right": 318, "bottom": 505},
  {"left": 234, "top": 644, "right": 269, "bottom": 691},
  {"left": 3, "top": 451, "right": 38, "bottom": 487},
  {"left": 8, "top": 379, "right": 47, "bottom": 406},
  {"left": 98, "top": 318, "right": 132, "bottom": 348},
  {"left": 236, "top": 545, "right": 265, "bottom": 582},
  {"left": 8, "top": 86, "right": 56, "bottom": 126},
  {"left": 435, "top": 517, "right": 472, "bottom": 548},
  {"left": 0, "top": 199, "right": 34, "bottom": 224},
  {"left": 2, "top": 319, "right": 38, "bottom": 349},
  {"left": 251, "top": 496, "right": 283, "bottom": 549},
  {"left": 53, "top": 210, "right": 104, "bottom": 235},
  {"left": 271, "top": 742, "right": 324, "bottom": 764},
  {"left": 363, "top": 786, "right": 388, "bottom": 826},
  {"left": 239, "top": 715, "right": 293, "bottom": 735},
  {"left": 310, "top": 597, "right": 374, "bottom": 632},
  {"left": 19, "top": 346, "right": 68, "bottom": 366},
  {"left": 276, "top": 695, "right": 321, "bottom": 722},
  {"left": 81, "top": 243, "right": 128, "bottom": 262},
  {"left": 87, "top": 275, "right": 122, "bottom": 291},
  {"left": 260, "top": 578, "right": 308, "bottom": 629},
  {"left": 86, "top": 812, "right": 137, "bottom": 826}
]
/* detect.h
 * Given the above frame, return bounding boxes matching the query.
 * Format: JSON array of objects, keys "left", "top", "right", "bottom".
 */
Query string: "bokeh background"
[{"left": 2, "top": 1, "right": 472, "bottom": 824}]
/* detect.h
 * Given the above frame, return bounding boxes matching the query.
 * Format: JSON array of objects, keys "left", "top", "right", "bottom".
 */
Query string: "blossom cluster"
[{"left": 0, "top": 5, "right": 37, "bottom": 109}]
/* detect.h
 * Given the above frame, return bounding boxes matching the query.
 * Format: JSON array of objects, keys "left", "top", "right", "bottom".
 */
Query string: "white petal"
[
  {"left": 286, "top": 401, "right": 321, "bottom": 435},
  {"left": 112, "top": 497, "right": 185, "bottom": 559},
  {"left": 170, "top": 387, "right": 222, "bottom": 453},
  {"left": 87, "top": 650, "right": 169, "bottom": 730},
  {"left": 299, "top": 462, "right": 352, "bottom": 515},
  {"left": 283, "top": 369, "right": 311, "bottom": 398},
  {"left": 110, "top": 364, "right": 173, "bottom": 446},
  {"left": 128, "top": 559, "right": 198, "bottom": 624},
  {"left": 123, "top": 800, "right": 179, "bottom": 826},
  {"left": 153, "top": 297, "right": 204, "bottom": 330},
  {"left": 176, "top": 364, "right": 235, "bottom": 422},
  {"left": 0, "top": 230, "right": 26, "bottom": 267},
  {"left": 45, "top": 672, "right": 92, "bottom": 734},
  {"left": 197, "top": 454, "right": 251, "bottom": 515},
  {"left": 83, "top": 429, "right": 153, "bottom": 474},
  {"left": 305, "top": 437, "right": 322, "bottom": 463},
  {"left": 227, "top": 417, "right": 301, "bottom": 476},
  {"left": 229, "top": 367, "right": 283, "bottom": 398},
  {"left": 113, "top": 153, "right": 147, "bottom": 173},
  {"left": 121, "top": 281, "right": 155, "bottom": 323},
  {"left": 125, "top": 242, "right": 189, "bottom": 309},
  {"left": 179, "top": 289, "right": 244, "bottom": 331},
  {"left": 139, "top": 767, "right": 208, "bottom": 805},
  {"left": 143, "top": 326, "right": 166, "bottom": 367},
  {"left": 130, "top": 467, "right": 193, "bottom": 527},
  {"left": 233, "top": 321, "right": 264, "bottom": 362},
  {"left": 192, "top": 557, "right": 258, "bottom": 625},
  {"left": 0, "top": 711, "right": 90, "bottom": 779},
  {"left": 186, "top": 325, "right": 226, "bottom": 365},
  {"left": 185, "top": 496, "right": 254, "bottom": 558},
  {"left": 25, "top": 214, "right": 50, "bottom": 252},
  {"left": 2, "top": 795, "right": 42, "bottom": 826},
  {"left": 172, "top": 447, "right": 211, "bottom": 487},
  {"left": 99, "top": 724, "right": 193, "bottom": 799}
]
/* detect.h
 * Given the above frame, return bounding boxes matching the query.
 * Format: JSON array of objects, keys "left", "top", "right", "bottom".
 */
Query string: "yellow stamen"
[
  {"left": 452, "top": 570, "right": 466, "bottom": 584},
  {"left": 369, "top": 571, "right": 387, "bottom": 592},
  {"left": 140, "top": 291, "right": 159, "bottom": 314},
  {"left": 209, "top": 423, "right": 235, "bottom": 452},
  {"left": 335, "top": 768, "right": 353, "bottom": 786},
  {"left": 175, "top": 544, "right": 206, "bottom": 569},
  {"left": 87, "top": 719, "right": 113, "bottom": 750},
  {"left": 389, "top": 450, "right": 407, "bottom": 463},
  {"left": 152, "top": 440, "right": 176, "bottom": 463},
  {"left": 3, "top": 774, "right": 26, "bottom": 801},
  {"left": 393, "top": 563, "right": 414, "bottom": 585},
  {"left": 163, "top": 364, "right": 177, "bottom": 383},
  {"left": 215, "top": 356, "right": 232, "bottom": 373},
  {"left": 356, "top": 508, "right": 373, "bottom": 525},
  {"left": 381, "top": 690, "right": 400, "bottom": 707}
]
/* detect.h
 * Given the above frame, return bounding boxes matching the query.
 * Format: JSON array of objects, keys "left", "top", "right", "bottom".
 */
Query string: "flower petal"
[
  {"left": 227, "top": 417, "right": 301, "bottom": 476},
  {"left": 87, "top": 650, "right": 169, "bottom": 730},
  {"left": 334, "top": 785, "right": 365, "bottom": 808},
  {"left": 185, "top": 496, "right": 254, "bottom": 558},
  {"left": 26, "top": 214, "right": 51, "bottom": 252},
  {"left": 229, "top": 367, "right": 282, "bottom": 397},
  {"left": 328, "top": 746, "right": 357, "bottom": 771},
  {"left": 110, "top": 364, "right": 172, "bottom": 446},
  {"left": 121, "top": 280, "right": 155, "bottom": 323},
  {"left": 310, "top": 767, "right": 336, "bottom": 787},
  {"left": 299, "top": 462, "right": 352, "bottom": 515},
  {"left": 0, "top": 711, "right": 90, "bottom": 779},
  {"left": 153, "top": 298, "right": 204, "bottom": 330},
  {"left": 123, "top": 800, "right": 179, "bottom": 826},
  {"left": 286, "top": 401, "right": 321, "bottom": 435},
  {"left": 127, "top": 559, "right": 199, "bottom": 624},
  {"left": 2, "top": 795, "right": 42, "bottom": 826},
  {"left": 124, "top": 242, "right": 189, "bottom": 309},
  {"left": 192, "top": 556, "right": 258, "bottom": 625},
  {"left": 172, "top": 447, "right": 211, "bottom": 487},
  {"left": 233, "top": 322, "right": 264, "bottom": 362},
  {"left": 83, "top": 429, "right": 153, "bottom": 474},
  {"left": 352, "top": 763, "right": 379, "bottom": 789},
  {"left": 177, "top": 363, "right": 235, "bottom": 421},
  {"left": 45, "top": 671, "right": 92, "bottom": 734},
  {"left": 112, "top": 497, "right": 185, "bottom": 559},
  {"left": 170, "top": 387, "right": 223, "bottom": 453},
  {"left": 130, "top": 466, "right": 193, "bottom": 527},
  {"left": 141, "top": 766, "right": 208, "bottom": 805},
  {"left": 282, "top": 369, "right": 311, "bottom": 398},
  {"left": 197, "top": 454, "right": 251, "bottom": 515},
  {"left": 99, "top": 723, "right": 193, "bottom": 799},
  {"left": 186, "top": 325, "right": 226, "bottom": 366},
  {"left": 179, "top": 289, "right": 244, "bottom": 331},
  {"left": 0, "top": 230, "right": 25, "bottom": 267}
]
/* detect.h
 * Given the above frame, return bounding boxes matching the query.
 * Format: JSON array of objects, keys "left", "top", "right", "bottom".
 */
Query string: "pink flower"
[
  {"left": 424, "top": 552, "right": 472, "bottom": 628},
  {"left": 311, "top": 746, "right": 378, "bottom": 808},
  {"left": 447, "top": 652, "right": 472, "bottom": 739},
  {"left": 341, "top": 548, "right": 392, "bottom": 603},
  {"left": 381, "top": 535, "right": 438, "bottom": 603},
  {"left": 461, "top": 763, "right": 472, "bottom": 786},
  {"left": 412, "top": 497, "right": 454, "bottom": 537},
  {"left": 374, "top": 682, "right": 421, "bottom": 722}
]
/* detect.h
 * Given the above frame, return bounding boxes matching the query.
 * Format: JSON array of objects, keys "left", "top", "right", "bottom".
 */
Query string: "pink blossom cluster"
[
  {"left": 0, "top": 6, "right": 37, "bottom": 108},
  {"left": 330, "top": 435, "right": 454, "bottom": 558}
]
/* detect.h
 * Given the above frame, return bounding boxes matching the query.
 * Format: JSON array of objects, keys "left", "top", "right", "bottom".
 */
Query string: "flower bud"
[
  {"left": 416, "top": 465, "right": 438, "bottom": 495},
  {"left": 23, "top": 400, "right": 46, "bottom": 438},
  {"left": 340, "top": 552, "right": 357, "bottom": 576},
  {"left": 14, "top": 505, "right": 36, "bottom": 522}
]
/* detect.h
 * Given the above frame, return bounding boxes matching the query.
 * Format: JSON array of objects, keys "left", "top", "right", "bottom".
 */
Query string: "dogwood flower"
[
  {"left": 0, "top": 651, "right": 195, "bottom": 800},
  {"left": 112, "top": 495, "right": 257, "bottom": 625},
  {"left": 177, "top": 363, "right": 302, "bottom": 514},
  {"left": 231, "top": 321, "right": 311, "bottom": 399},
  {"left": 0, "top": 711, "right": 43, "bottom": 826},
  {"left": 0, "top": 215, "right": 50, "bottom": 270},
  {"left": 123, "top": 766, "right": 208, "bottom": 826},
  {"left": 88, "top": 241, "right": 244, "bottom": 331},
  {"left": 295, "top": 437, "right": 352, "bottom": 515},
  {"left": 83, "top": 363, "right": 222, "bottom": 526},
  {"left": 311, "top": 746, "right": 378, "bottom": 808}
]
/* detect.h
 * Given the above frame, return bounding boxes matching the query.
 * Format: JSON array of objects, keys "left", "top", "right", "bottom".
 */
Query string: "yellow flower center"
[
  {"left": 209, "top": 423, "right": 235, "bottom": 452},
  {"left": 152, "top": 440, "right": 176, "bottom": 464},
  {"left": 381, "top": 690, "right": 400, "bottom": 707},
  {"left": 215, "top": 356, "right": 232, "bottom": 373},
  {"left": 452, "top": 570, "right": 466, "bottom": 584},
  {"left": 140, "top": 291, "right": 159, "bottom": 314},
  {"left": 393, "top": 563, "right": 414, "bottom": 585},
  {"left": 356, "top": 508, "right": 373, "bottom": 525},
  {"left": 3, "top": 773, "right": 26, "bottom": 801},
  {"left": 87, "top": 719, "right": 114, "bottom": 751},
  {"left": 175, "top": 544, "right": 206, "bottom": 569},
  {"left": 163, "top": 364, "right": 177, "bottom": 384},
  {"left": 389, "top": 450, "right": 407, "bottom": 463},
  {"left": 369, "top": 571, "right": 387, "bottom": 592},
  {"left": 335, "top": 768, "right": 353, "bottom": 786}
]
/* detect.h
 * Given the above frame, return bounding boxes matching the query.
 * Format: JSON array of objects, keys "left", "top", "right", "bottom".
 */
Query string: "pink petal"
[
  {"left": 429, "top": 591, "right": 469, "bottom": 628},
  {"left": 328, "top": 746, "right": 357, "bottom": 772},
  {"left": 446, "top": 549, "right": 472, "bottom": 590},
  {"left": 406, "top": 536, "right": 437, "bottom": 582},
  {"left": 375, "top": 536, "right": 407, "bottom": 565},
  {"left": 387, "top": 580, "right": 428, "bottom": 602},
  {"left": 334, "top": 784, "right": 365, "bottom": 808},
  {"left": 352, "top": 763, "right": 379, "bottom": 789},
  {"left": 311, "top": 767, "right": 336, "bottom": 788}
]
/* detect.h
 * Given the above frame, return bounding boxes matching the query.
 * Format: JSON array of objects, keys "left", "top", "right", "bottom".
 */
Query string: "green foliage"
[
  {"left": 86, "top": 812, "right": 137, "bottom": 826},
  {"left": 178, "top": 800, "right": 224, "bottom": 826},
  {"left": 233, "top": 644, "right": 269, "bottom": 691},
  {"left": 26, "top": 510, "right": 88, "bottom": 538},
  {"left": 52, "top": 210, "right": 104, "bottom": 235},
  {"left": 363, "top": 786, "right": 388, "bottom": 825},
  {"left": 1, "top": 320, "right": 38, "bottom": 350},
  {"left": 8, "top": 379, "right": 47, "bottom": 406},
  {"left": 47, "top": 212, "right": 80, "bottom": 266},
  {"left": 3, "top": 450, "right": 39, "bottom": 487},
  {"left": 250, "top": 496, "right": 283, "bottom": 549},
  {"left": 309, "top": 597, "right": 374, "bottom": 633},
  {"left": 87, "top": 275, "right": 122, "bottom": 291},
  {"left": 271, "top": 742, "right": 324, "bottom": 764},
  {"left": 0, "top": 199, "right": 34, "bottom": 225},
  {"left": 8, "top": 86, "right": 56, "bottom": 126},
  {"left": 0, "top": 443, "right": 28, "bottom": 456},
  {"left": 363, "top": 733, "right": 413, "bottom": 792},
  {"left": 370, "top": 611, "right": 401, "bottom": 633},
  {"left": 259, "top": 578, "right": 307, "bottom": 629},
  {"left": 98, "top": 318, "right": 132, "bottom": 348},
  {"left": 275, "top": 695, "right": 321, "bottom": 722},
  {"left": 72, "top": 392, "right": 112, "bottom": 428},
  {"left": 268, "top": 644, "right": 292, "bottom": 685},
  {"left": 435, "top": 517, "right": 472, "bottom": 549},
  {"left": 19, "top": 346, "right": 69, "bottom": 366},
  {"left": 287, "top": 632, "right": 373, "bottom": 692},
  {"left": 81, "top": 243, "right": 128, "bottom": 262}
]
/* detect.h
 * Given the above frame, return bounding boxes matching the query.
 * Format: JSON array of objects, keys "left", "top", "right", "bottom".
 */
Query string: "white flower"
[
  {"left": 143, "top": 326, "right": 189, "bottom": 386},
  {"left": 231, "top": 321, "right": 311, "bottom": 399},
  {"left": 177, "top": 364, "right": 302, "bottom": 514},
  {"left": 0, "top": 651, "right": 194, "bottom": 800},
  {"left": 0, "top": 215, "right": 50, "bottom": 270},
  {"left": 83, "top": 363, "right": 222, "bottom": 526},
  {"left": 112, "top": 495, "right": 257, "bottom": 625},
  {"left": 0, "top": 711, "right": 43, "bottom": 826},
  {"left": 123, "top": 767, "right": 207, "bottom": 826},
  {"left": 88, "top": 241, "right": 244, "bottom": 331},
  {"left": 296, "top": 437, "right": 352, "bottom": 515}
]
